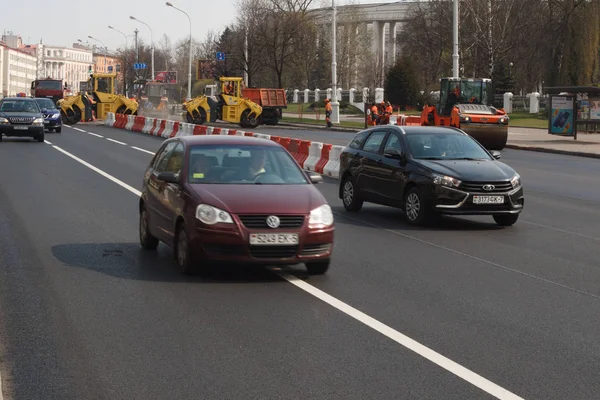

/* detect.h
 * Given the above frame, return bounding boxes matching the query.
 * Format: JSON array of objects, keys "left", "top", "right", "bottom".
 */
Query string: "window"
[
  {"left": 0, "top": 99, "right": 40, "bottom": 113},
  {"left": 383, "top": 133, "right": 402, "bottom": 152},
  {"left": 187, "top": 144, "right": 309, "bottom": 185},
  {"left": 362, "top": 131, "right": 387, "bottom": 153},
  {"left": 348, "top": 130, "right": 371, "bottom": 150},
  {"left": 153, "top": 142, "right": 177, "bottom": 172},
  {"left": 166, "top": 143, "right": 184, "bottom": 174}
]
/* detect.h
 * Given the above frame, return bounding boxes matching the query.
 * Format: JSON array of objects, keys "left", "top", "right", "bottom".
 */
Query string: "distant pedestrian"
[{"left": 324, "top": 98, "right": 333, "bottom": 128}]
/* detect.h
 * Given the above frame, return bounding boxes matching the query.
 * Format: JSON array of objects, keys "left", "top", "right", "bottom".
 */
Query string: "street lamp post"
[
  {"left": 331, "top": 0, "right": 339, "bottom": 124},
  {"left": 166, "top": 2, "right": 193, "bottom": 101},
  {"left": 88, "top": 35, "right": 108, "bottom": 65},
  {"left": 130, "top": 16, "right": 154, "bottom": 81},
  {"left": 109, "top": 25, "right": 129, "bottom": 95},
  {"left": 452, "top": 0, "right": 460, "bottom": 78}
]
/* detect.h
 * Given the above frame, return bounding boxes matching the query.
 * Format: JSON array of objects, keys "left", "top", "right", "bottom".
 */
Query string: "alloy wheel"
[
  {"left": 405, "top": 192, "right": 421, "bottom": 221},
  {"left": 343, "top": 180, "right": 354, "bottom": 206}
]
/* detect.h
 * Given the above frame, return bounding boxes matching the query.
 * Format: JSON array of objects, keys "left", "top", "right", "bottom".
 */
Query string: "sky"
[{"left": 0, "top": 0, "right": 395, "bottom": 52}]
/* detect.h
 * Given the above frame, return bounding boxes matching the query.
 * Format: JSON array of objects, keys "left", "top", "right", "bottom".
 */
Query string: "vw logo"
[
  {"left": 482, "top": 184, "right": 495, "bottom": 191},
  {"left": 266, "top": 215, "right": 280, "bottom": 229}
]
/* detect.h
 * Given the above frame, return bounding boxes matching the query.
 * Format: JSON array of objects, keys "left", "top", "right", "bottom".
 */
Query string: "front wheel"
[
  {"left": 240, "top": 109, "right": 259, "bottom": 129},
  {"left": 62, "top": 106, "right": 81, "bottom": 125},
  {"left": 404, "top": 186, "right": 429, "bottom": 225},
  {"left": 493, "top": 214, "right": 519, "bottom": 226},
  {"left": 175, "top": 223, "right": 195, "bottom": 275},
  {"left": 341, "top": 176, "right": 363, "bottom": 212},
  {"left": 36, "top": 132, "right": 44, "bottom": 143},
  {"left": 305, "top": 260, "right": 330, "bottom": 275}
]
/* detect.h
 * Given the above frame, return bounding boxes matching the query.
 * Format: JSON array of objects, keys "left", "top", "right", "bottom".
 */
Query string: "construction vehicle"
[
  {"left": 31, "top": 78, "right": 65, "bottom": 104},
  {"left": 183, "top": 77, "right": 262, "bottom": 128},
  {"left": 60, "top": 72, "right": 138, "bottom": 125},
  {"left": 399, "top": 77, "right": 509, "bottom": 150},
  {"left": 203, "top": 84, "right": 287, "bottom": 125}
]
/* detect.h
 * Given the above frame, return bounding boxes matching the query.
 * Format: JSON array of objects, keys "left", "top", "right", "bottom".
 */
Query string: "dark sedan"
[
  {"left": 0, "top": 97, "right": 45, "bottom": 142},
  {"left": 34, "top": 97, "right": 62, "bottom": 133},
  {"left": 139, "top": 135, "right": 334, "bottom": 274},
  {"left": 339, "top": 126, "right": 524, "bottom": 226}
]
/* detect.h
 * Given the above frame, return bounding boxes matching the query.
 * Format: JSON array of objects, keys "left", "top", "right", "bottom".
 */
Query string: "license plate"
[
  {"left": 249, "top": 233, "right": 299, "bottom": 245},
  {"left": 44, "top": 121, "right": 49, "bottom": 124},
  {"left": 473, "top": 195, "right": 504, "bottom": 204},
  {"left": 14, "top": 126, "right": 28, "bottom": 130}
]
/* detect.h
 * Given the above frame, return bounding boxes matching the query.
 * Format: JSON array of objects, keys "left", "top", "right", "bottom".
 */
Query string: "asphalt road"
[{"left": 0, "top": 123, "right": 599, "bottom": 400}]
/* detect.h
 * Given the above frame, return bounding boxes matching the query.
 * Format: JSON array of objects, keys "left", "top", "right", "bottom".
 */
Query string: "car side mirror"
[
  {"left": 491, "top": 150, "right": 501, "bottom": 160},
  {"left": 157, "top": 171, "right": 180, "bottom": 184},
  {"left": 307, "top": 171, "right": 323, "bottom": 184},
  {"left": 384, "top": 148, "right": 406, "bottom": 162}
]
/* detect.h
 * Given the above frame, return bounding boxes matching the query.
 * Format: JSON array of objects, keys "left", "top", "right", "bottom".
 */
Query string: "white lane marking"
[
  {"left": 336, "top": 212, "right": 600, "bottom": 300},
  {"left": 50, "top": 145, "right": 141, "bottom": 196},
  {"left": 106, "top": 138, "right": 127, "bottom": 146},
  {"left": 72, "top": 127, "right": 86, "bottom": 133},
  {"left": 131, "top": 146, "right": 155, "bottom": 155},
  {"left": 522, "top": 220, "right": 599, "bottom": 241},
  {"left": 43, "top": 144, "right": 524, "bottom": 400},
  {"left": 44, "top": 140, "right": 53, "bottom": 145},
  {"left": 87, "top": 132, "right": 104, "bottom": 138},
  {"left": 277, "top": 271, "right": 524, "bottom": 400}
]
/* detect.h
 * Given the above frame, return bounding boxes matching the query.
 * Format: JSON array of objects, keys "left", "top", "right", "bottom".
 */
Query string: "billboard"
[
  {"left": 154, "top": 71, "right": 177, "bottom": 84},
  {"left": 196, "top": 59, "right": 216, "bottom": 80}
]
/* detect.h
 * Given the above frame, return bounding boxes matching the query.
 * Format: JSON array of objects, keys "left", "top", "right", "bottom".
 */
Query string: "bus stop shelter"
[{"left": 543, "top": 86, "right": 600, "bottom": 140}]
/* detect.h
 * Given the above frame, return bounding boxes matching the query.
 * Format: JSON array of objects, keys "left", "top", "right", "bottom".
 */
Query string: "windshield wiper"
[
  {"left": 417, "top": 157, "right": 445, "bottom": 160},
  {"left": 450, "top": 157, "right": 487, "bottom": 161}
]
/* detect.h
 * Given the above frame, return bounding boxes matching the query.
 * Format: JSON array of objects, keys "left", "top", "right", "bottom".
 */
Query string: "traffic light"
[{"left": 88, "top": 65, "right": 93, "bottom": 73}]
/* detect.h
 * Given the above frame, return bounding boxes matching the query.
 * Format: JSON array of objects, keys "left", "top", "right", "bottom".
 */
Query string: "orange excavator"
[{"left": 398, "top": 77, "right": 509, "bottom": 150}]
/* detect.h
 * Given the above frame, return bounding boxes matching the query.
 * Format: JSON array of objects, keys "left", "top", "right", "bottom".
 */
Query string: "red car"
[{"left": 139, "top": 135, "right": 334, "bottom": 274}]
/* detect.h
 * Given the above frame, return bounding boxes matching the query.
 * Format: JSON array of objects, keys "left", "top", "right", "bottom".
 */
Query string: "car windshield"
[
  {"left": 35, "top": 98, "right": 57, "bottom": 109},
  {"left": 35, "top": 80, "right": 62, "bottom": 90},
  {"left": 406, "top": 132, "right": 492, "bottom": 160},
  {"left": 0, "top": 100, "right": 40, "bottom": 113},
  {"left": 188, "top": 144, "right": 309, "bottom": 185}
]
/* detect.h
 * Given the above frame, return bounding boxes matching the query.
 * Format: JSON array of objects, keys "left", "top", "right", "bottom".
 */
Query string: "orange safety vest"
[{"left": 325, "top": 102, "right": 332, "bottom": 112}]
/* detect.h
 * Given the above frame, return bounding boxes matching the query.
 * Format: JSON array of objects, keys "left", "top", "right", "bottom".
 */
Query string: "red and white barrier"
[
  {"left": 103, "top": 112, "right": 345, "bottom": 179},
  {"left": 304, "top": 142, "right": 323, "bottom": 172}
]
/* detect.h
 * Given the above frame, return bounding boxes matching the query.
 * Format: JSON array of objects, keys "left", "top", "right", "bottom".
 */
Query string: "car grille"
[
  {"left": 460, "top": 181, "right": 513, "bottom": 193},
  {"left": 250, "top": 245, "right": 298, "bottom": 258},
  {"left": 238, "top": 215, "right": 305, "bottom": 229},
  {"left": 9, "top": 117, "right": 34, "bottom": 125},
  {"left": 300, "top": 244, "right": 332, "bottom": 256}
]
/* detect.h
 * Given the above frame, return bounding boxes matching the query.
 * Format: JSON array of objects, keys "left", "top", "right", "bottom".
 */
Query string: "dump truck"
[
  {"left": 31, "top": 78, "right": 65, "bottom": 104},
  {"left": 60, "top": 72, "right": 138, "bottom": 125},
  {"left": 398, "top": 77, "right": 509, "bottom": 150},
  {"left": 183, "top": 77, "right": 262, "bottom": 128}
]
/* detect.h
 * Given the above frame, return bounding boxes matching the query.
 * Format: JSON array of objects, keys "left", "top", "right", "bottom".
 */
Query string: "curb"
[{"left": 504, "top": 144, "right": 600, "bottom": 159}]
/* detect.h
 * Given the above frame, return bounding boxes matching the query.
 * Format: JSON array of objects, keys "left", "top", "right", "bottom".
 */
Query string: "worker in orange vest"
[
  {"left": 324, "top": 98, "right": 333, "bottom": 128},
  {"left": 385, "top": 101, "right": 393, "bottom": 124},
  {"left": 370, "top": 103, "right": 379, "bottom": 125}
]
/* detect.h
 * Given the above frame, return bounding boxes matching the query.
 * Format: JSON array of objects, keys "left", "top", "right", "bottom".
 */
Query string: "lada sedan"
[
  {"left": 139, "top": 135, "right": 334, "bottom": 274},
  {"left": 339, "top": 126, "right": 524, "bottom": 226}
]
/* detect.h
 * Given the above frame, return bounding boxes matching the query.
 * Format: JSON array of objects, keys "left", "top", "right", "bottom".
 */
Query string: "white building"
[
  {"left": 0, "top": 42, "right": 37, "bottom": 97},
  {"left": 3, "top": 33, "right": 94, "bottom": 93}
]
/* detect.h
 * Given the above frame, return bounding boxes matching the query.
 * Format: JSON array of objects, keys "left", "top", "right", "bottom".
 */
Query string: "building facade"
[{"left": 0, "top": 42, "right": 38, "bottom": 97}]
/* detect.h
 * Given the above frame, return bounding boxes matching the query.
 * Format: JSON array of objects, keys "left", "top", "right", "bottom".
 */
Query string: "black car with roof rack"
[
  {"left": 338, "top": 125, "right": 524, "bottom": 226},
  {"left": 0, "top": 97, "right": 45, "bottom": 142}
]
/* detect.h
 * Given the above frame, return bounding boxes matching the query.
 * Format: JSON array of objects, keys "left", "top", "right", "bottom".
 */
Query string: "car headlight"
[
  {"left": 33, "top": 118, "right": 44, "bottom": 126},
  {"left": 195, "top": 204, "right": 233, "bottom": 225},
  {"left": 432, "top": 173, "right": 461, "bottom": 188},
  {"left": 308, "top": 204, "right": 334, "bottom": 228},
  {"left": 499, "top": 117, "right": 509, "bottom": 124},
  {"left": 0, "top": 117, "right": 8, "bottom": 124},
  {"left": 510, "top": 173, "right": 521, "bottom": 188},
  {"left": 51, "top": 113, "right": 60, "bottom": 119},
  {"left": 460, "top": 115, "right": 471, "bottom": 122}
]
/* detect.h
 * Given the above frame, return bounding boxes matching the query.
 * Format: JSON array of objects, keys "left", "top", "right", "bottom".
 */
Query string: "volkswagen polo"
[{"left": 139, "top": 135, "right": 334, "bottom": 274}]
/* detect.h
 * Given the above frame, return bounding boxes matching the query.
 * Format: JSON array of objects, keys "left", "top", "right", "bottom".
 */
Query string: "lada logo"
[{"left": 482, "top": 184, "right": 495, "bottom": 191}]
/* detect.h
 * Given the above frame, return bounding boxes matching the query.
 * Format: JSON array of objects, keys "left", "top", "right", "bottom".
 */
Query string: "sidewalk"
[{"left": 506, "top": 127, "right": 600, "bottom": 158}]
